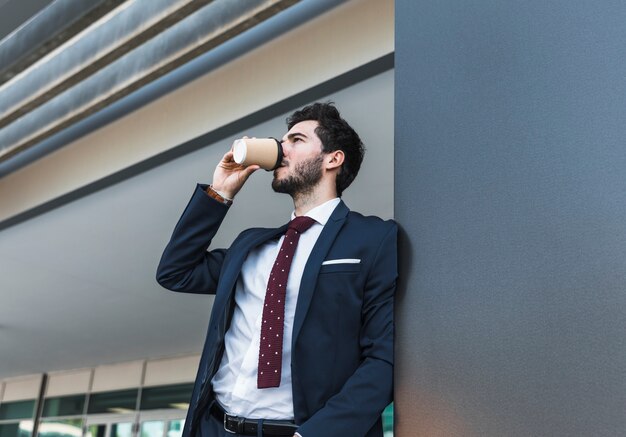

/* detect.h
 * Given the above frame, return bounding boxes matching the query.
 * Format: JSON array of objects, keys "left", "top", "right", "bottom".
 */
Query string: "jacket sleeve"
[
  {"left": 296, "top": 221, "right": 398, "bottom": 437},
  {"left": 156, "top": 184, "right": 229, "bottom": 295}
]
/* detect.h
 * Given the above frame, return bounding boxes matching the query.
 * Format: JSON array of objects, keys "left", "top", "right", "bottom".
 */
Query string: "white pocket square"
[{"left": 322, "top": 258, "right": 361, "bottom": 265}]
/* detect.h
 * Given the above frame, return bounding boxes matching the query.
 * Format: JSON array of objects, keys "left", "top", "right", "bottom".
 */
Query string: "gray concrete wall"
[{"left": 395, "top": 1, "right": 626, "bottom": 435}]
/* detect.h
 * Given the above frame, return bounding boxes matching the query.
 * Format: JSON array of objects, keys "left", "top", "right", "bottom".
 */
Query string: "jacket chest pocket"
[
  {"left": 315, "top": 262, "right": 363, "bottom": 311},
  {"left": 319, "top": 263, "right": 361, "bottom": 274}
]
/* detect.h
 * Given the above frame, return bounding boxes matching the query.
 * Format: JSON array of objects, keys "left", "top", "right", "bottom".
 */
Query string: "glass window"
[
  {"left": 37, "top": 419, "right": 82, "bottom": 437},
  {"left": 87, "top": 390, "right": 138, "bottom": 415},
  {"left": 0, "top": 424, "right": 20, "bottom": 437},
  {"left": 42, "top": 396, "right": 85, "bottom": 418},
  {"left": 0, "top": 401, "right": 35, "bottom": 420},
  {"left": 85, "top": 424, "right": 105, "bottom": 437},
  {"left": 0, "top": 421, "right": 33, "bottom": 437},
  {"left": 139, "top": 384, "right": 193, "bottom": 411},
  {"left": 382, "top": 402, "right": 393, "bottom": 437},
  {"left": 139, "top": 421, "right": 163, "bottom": 437},
  {"left": 166, "top": 420, "right": 184, "bottom": 437},
  {"left": 110, "top": 423, "right": 132, "bottom": 437}
]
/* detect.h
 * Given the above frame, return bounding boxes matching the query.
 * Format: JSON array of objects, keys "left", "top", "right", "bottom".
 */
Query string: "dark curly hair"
[{"left": 287, "top": 102, "right": 365, "bottom": 197}]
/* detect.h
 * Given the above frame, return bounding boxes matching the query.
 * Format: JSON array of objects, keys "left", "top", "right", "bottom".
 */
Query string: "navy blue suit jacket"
[{"left": 156, "top": 185, "right": 397, "bottom": 437}]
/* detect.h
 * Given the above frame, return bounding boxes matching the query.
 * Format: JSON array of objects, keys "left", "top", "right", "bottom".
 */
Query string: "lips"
[{"left": 273, "top": 164, "right": 286, "bottom": 177}]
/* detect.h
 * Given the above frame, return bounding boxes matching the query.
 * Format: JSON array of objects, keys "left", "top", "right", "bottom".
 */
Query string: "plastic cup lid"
[{"left": 233, "top": 139, "right": 247, "bottom": 164}]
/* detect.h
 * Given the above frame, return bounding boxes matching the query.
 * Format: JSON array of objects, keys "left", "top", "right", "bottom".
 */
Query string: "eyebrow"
[{"left": 284, "top": 132, "right": 308, "bottom": 142}]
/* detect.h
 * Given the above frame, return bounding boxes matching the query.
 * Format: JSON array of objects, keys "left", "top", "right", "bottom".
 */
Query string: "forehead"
[{"left": 286, "top": 120, "right": 319, "bottom": 138}]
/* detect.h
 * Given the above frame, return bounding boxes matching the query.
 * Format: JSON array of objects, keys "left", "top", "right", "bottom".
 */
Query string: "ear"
[{"left": 325, "top": 150, "right": 344, "bottom": 171}]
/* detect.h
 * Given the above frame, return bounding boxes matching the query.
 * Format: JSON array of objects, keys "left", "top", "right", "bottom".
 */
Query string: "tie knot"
[{"left": 288, "top": 216, "right": 316, "bottom": 233}]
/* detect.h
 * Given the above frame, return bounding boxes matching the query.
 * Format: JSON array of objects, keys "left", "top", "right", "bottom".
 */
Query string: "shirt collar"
[{"left": 290, "top": 198, "right": 341, "bottom": 226}]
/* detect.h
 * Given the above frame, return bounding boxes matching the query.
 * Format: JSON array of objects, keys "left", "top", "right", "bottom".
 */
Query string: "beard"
[{"left": 272, "top": 155, "right": 324, "bottom": 196}]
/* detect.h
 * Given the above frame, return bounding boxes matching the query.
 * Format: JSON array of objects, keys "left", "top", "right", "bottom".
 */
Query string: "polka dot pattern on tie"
[{"left": 257, "top": 215, "right": 316, "bottom": 389}]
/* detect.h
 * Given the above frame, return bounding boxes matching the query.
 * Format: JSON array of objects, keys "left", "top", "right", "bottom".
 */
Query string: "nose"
[
  {"left": 280, "top": 139, "right": 291, "bottom": 157},
  {"left": 268, "top": 138, "right": 285, "bottom": 170}
]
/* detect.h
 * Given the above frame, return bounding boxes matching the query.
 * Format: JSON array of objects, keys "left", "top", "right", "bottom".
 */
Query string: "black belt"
[{"left": 209, "top": 402, "right": 298, "bottom": 436}]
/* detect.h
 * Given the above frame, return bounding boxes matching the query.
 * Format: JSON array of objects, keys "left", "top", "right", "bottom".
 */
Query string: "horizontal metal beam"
[
  {"left": 0, "top": 0, "right": 300, "bottom": 164},
  {"left": 0, "top": 0, "right": 346, "bottom": 179},
  {"left": 0, "top": 0, "right": 214, "bottom": 129},
  {"left": 0, "top": 0, "right": 129, "bottom": 86}
]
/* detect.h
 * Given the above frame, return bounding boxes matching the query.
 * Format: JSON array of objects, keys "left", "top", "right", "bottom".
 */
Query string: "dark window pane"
[
  {"left": 42, "top": 395, "right": 85, "bottom": 418},
  {"left": 0, "top": 424, "right": 19, "bottom": 437},
  {"left": 87, "top": 389, "right": 138, "bottom": 414},
  {"left": 0, "top": 421, "right": 33, "bottom": 437},
  {"left": 37, "top": 419, "right": 82, "bottom": 437},
  {"left": 139, "top": 384, "right": 193, "bottom": 411},
  {"left": 86, "top": 425, "right": 105, "bottom": 437},
  {"left": 0, "top": 401, "right": 35, "bottom": 420}
]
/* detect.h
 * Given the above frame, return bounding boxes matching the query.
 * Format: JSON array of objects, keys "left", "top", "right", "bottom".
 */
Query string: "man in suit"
[{"left": 157, "top": 102, "right": 397, "bottom": 437}]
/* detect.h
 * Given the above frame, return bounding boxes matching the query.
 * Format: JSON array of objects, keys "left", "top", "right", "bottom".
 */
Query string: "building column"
[{"left": 395, "top": 1, "right": 626, "bottom": 435}]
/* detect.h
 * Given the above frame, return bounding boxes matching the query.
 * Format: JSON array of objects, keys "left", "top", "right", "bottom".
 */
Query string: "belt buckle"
[
  {"left": 223, "top": 414, "right": 235, "bottom": 434},
  {"left": 224, "top": 414, "right": 245, "bottom": 434}
]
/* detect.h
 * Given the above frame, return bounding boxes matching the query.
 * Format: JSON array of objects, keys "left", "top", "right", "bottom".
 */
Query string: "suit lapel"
[
  {"left": 291, "top": 201, "right": 349, "bottom": 347},
  {"left": 213, "top": 224, "right": 288, "bottom": 318}
]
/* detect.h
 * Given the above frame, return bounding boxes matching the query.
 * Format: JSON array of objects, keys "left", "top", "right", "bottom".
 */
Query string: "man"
[{"left": 157, "top": 102, "right": 397, "bottom": 437}]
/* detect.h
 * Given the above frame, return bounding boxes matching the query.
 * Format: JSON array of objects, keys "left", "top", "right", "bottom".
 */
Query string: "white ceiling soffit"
[
  {"left": 0, "top": 0, "right": 300, "bottom": 169},
  {"left": 0, "top": 69, "right": 395, "bottom": 380}
]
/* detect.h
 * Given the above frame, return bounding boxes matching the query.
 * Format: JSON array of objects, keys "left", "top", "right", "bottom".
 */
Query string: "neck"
[{"left": 292, "top": 184, "right": 337, "bottom": 216}]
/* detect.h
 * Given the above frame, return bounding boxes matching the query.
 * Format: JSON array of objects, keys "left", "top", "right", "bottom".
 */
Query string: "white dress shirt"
[{"left": 211, "top": 197, "right": 341, "bottom": 420}]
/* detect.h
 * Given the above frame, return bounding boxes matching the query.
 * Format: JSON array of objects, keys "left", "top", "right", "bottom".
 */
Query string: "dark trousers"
[{"left": 199, "top": 407, "right": 231, "bottom": 437}]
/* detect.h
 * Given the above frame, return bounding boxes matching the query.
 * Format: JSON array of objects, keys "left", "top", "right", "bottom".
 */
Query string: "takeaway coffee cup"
[{"left": 232, "top": 137, "right": 283, "bottom": 171}]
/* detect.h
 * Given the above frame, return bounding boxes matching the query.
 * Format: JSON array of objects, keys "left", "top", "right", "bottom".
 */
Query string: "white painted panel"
[
  {"left": 91, "top": 361, "right": 143, "bottom": 393},
  {"left": 143, "top": 355, "right": 200, "bottom": 387},
  {"left": 46, "top": 369, "right": 92, "bottom": 396},
  {"left": 2, "top": 375, "right": 42, "bottom": 401}
]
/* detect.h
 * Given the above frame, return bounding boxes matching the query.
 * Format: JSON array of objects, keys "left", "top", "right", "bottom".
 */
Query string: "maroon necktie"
[{"left": 257, "top": 215, "right": 317, "bottom": 388}]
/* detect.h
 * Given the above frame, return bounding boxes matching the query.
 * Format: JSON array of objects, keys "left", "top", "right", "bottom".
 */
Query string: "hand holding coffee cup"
[
  {"left": 232, "top": 137, "right": 283, "bottom": 171},
  {"left": 211, "top": 142, "right": 261, "bottom": 200}
]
